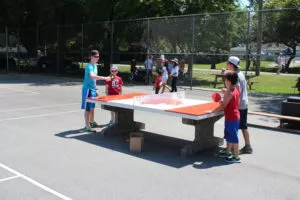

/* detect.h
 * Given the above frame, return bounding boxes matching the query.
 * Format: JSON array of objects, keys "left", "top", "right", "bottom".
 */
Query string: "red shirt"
[
  {"left": 105, "top": 76, "right": 123, "bottom": 95},
  {"left": 155, "top": 76, "right": 162, "bottom": 89},
  {"left": 224, "top": 87, "right": 240, "bottom": 121}
]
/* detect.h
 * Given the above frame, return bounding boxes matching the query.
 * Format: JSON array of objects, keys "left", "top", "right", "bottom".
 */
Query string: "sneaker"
[
  {"left": 240, "top": 145, "right": 253, "bottom": 154},
  {"left": 225, "top": 155, "right": 241, "bottom": 163},
  {"left": 215, "top": 149, "right": 232, "bottom": 158},
  {"left": 79, "top": 126, "right": 96, "bottom": 133},
  {"left": 90, "top": 121, "right": 99, "bottom": 128}
]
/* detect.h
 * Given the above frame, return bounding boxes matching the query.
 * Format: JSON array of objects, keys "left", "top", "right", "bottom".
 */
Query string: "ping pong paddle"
[
  {"left": 110, "top": 74, "right": 115, "bottom": 79},
  {"left": 211, "top": 92, "right": 221, "bottom": 102}
]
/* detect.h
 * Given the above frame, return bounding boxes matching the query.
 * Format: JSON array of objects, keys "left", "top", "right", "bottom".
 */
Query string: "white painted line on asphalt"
[
  {"left": 0, "top": 110, "right": 80, "bottom": 122},
  {"left": 0, "top": 93, "right": 40, "bottom": 97},
  {"left": 0, "top": 103, "right": 79, "bottom": 113},
  {"left": 0, "top": 163, "right": 72, "bottom": 200},
  {"left": 0, "top": 175, "right": 20, "bottom": 182},
  {"left": 0, "top": 87, "right": 40, "bottom": 95}
]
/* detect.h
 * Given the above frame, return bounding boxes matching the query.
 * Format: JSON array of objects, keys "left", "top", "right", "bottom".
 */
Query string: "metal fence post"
[
  {"left": 110, "top": 21, "right": 114, "bottom": 66},
  {"left": 256, "top": 0, "right": 263, "bottom": 76},
  {"left": 81, "top": 23, "right": 84, "bottom": 66},
  {"left": 245, "top": 8, "right": 251, "bottom": 76},
  {"left": 190, "top": 16, "right": 195, "bottom": 90},
  {"left": 17, "top": 28, "right": 20, "bottom": 70},
  {"left": 5, "top": 26, "right": 9, "bottom": 73},
  {"left": 147, "top": 19, "right": 150, "bottom": 57},
  {"left": 56, "top": 25, "right": 60, "bottom": 75},
  {"left": 36, "top": 23, "right": 39, "bottom": 52}
]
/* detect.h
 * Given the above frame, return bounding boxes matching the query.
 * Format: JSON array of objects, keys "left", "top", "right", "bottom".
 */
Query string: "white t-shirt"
[
  {"left": 237, "top": 70, "right": 248, "bottom": 109},
  {"left": 171, "top": 66, "right": 179, "bottom": 77},
  {"left": 162, "top": 66, "right": 168, "bottom": 83}
]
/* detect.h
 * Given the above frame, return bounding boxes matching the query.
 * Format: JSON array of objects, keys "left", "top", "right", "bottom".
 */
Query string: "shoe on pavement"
[
  {"left": 79, "top": 126, "right": 96, "bottom": 133},
  {"left": 90, "top": 121, "right": 99, "bottom": 128},
  {"left": 225, "top": 155, "right": 241, "bottom": 163},
  {"left": 215, "top": 149, "right": 232, "bottom": 158},
  {"left": 240, "top": 145, "right": 253, "bottom": 154}
]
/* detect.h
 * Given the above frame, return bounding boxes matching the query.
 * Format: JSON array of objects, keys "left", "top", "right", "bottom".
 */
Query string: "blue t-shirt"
[{"left": 82, "top": 63, "right": 98, "bottom": 89}]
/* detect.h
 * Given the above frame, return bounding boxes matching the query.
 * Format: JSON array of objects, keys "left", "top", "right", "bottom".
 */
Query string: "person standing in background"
[
  {"left": 145, "top": 55, "right": 153, "bottom": 84},
  {"left": 170, "top": 58, "right": 179, "bottom": 93}
]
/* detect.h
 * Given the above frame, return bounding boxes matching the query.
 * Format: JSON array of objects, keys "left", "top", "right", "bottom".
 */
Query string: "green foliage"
[{"left": 263, "top": 1, "right": 300, "bottom": 46}]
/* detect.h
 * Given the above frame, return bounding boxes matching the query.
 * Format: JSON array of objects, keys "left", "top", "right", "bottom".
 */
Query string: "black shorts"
[{"left": 239, "top": 109, "right": 248, "bottom": 129}]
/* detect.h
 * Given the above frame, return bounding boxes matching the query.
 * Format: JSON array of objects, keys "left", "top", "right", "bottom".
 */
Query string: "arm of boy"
[
  {"left": 210, "top": 91, "right": 232, "bottom": 113},
  {"left": 89, "top": 72, "right": 111, "bottom": 81}
]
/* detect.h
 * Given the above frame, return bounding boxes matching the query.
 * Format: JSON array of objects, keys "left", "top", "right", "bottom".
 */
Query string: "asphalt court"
[{"left": 0, "top": 74, "right": 300, "bottom": 200}]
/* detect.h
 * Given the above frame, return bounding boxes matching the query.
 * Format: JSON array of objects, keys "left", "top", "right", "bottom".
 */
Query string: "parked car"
[{"left": 25, "top": 54, "right": 56, "bottom": 72}]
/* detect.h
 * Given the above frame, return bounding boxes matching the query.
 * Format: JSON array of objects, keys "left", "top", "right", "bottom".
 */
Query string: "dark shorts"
[
  {"left": 239, "top": 109, "right": 248, "bottom": 129},
  {"left": 224, "top": 120, "right": 240, "bottom": 144},
  {"left": 81, "top": 88, "right": 97, "bottom": 112}
]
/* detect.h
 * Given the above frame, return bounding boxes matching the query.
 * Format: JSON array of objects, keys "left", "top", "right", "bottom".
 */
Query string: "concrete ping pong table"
[{"left": 87, "top": 92, "right": 224, "bottom": 156}]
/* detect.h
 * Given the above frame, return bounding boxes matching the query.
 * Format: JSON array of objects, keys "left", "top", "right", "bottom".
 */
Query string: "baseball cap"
[
  {"left": 110, "top": 65, "right": 118, "bottom": 71},
  {"left": 228, "top": 56, "right": 240, "bottom": 68}
]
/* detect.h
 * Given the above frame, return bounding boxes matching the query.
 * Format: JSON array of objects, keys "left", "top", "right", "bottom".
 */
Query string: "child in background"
[
  {"left": 105, "top": 66, "right": 123, "bottom": 125},
  {"left": 153, "top": 70, "right": 162, "bottom": 94},
  {"left": 161, "top": 60, "right": 171, "bottom": 93},
  {"left": 209, "top": 72, "right": 241, "bottom": 163}
]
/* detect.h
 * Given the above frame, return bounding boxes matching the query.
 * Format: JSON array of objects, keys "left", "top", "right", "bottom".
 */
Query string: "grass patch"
[
  {"left": 115, "top": 63, "right": 300, "bottom": 95},
  {"left": 190, "top": 70, "right": 298, "bottom": 94},
  {"left": 248, "top": 74, "right": 298, "bottom": 94},
  {"left": 193, "top": 60, "right": 276, "bottom": 70}
]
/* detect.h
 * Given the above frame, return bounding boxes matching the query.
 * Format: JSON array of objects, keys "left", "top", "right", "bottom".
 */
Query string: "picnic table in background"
[{"left": 212, "top": 73, "right": 255, "bottom": 90}]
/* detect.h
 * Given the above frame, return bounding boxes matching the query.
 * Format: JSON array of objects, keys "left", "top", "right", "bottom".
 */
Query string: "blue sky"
[{"left": 239, "top": 0, "right": 250, "bottom": 8}]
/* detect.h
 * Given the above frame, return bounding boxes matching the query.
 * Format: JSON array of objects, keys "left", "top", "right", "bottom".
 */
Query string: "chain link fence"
[{"left": 1, "top": 9, "right": 299, "bottom": 86}]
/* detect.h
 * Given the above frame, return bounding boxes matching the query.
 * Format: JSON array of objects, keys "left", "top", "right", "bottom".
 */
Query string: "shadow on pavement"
[{"left": 55, "top": 129, "right": 229, "bottom": 169}]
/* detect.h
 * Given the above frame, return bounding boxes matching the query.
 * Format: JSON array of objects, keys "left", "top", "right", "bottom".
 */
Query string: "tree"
[{"left": 262, "top": 0, "right": 300, "bottom": 70}]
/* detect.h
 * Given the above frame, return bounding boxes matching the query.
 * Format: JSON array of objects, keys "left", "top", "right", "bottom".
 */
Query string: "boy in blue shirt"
[{"left": 81, "top": 50, "right": 110, "bottom": 132}]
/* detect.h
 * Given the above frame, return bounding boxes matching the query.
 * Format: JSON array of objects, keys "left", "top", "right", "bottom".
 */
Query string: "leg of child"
[
  {"left": 226, "top": 142, "right": 233, "bottom": 154},
  {"left": 84, "top": 111, "right": 91, "bottom": 127},
  {"left": 165, "top": 84, "right": 171, "bottom": 92},
  {"left": 161, "top": 84, "right": 166, "bottom": 93},
  {"left": 90, "top": 109, "right": 95, "bottom": 123},
  {"left": 233, "top": 143, "right": 239, "bottom": 158}
]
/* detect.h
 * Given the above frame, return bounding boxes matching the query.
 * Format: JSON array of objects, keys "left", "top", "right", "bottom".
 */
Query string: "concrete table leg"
[
  {"left": 100, "top": 105, "right": 145, "bottom": 135},
  {"left": 180, "top": 115, "right": 223, "bottom": 156}
]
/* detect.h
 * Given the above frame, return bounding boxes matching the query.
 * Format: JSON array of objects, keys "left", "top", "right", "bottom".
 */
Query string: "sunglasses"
[
  {"left": 93, "top": 55, "right": 100, "bottom": 58},
  {"left": 111, "top": 70, "right": 117, "bottom": 72}
]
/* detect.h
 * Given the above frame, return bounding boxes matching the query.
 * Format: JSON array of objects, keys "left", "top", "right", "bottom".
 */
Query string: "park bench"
[
  {"left": 248, "top": 96, "right": 300, "bottom": 132},
  {"left": 248, "top": 111, "right": 300, "bottom": 129}
]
